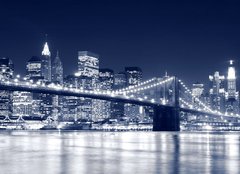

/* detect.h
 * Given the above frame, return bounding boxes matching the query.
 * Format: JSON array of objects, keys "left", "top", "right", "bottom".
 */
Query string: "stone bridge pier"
[{"left": 153, "top": 105, "right": 180, "bottom": 131}]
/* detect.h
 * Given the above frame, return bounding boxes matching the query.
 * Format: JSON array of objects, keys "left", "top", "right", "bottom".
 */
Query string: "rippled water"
[{"left": 0, "top": 131, "right": 240, "bottom": 174}]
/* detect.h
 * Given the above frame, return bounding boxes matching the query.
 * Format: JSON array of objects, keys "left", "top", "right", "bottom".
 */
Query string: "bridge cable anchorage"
[{"left": 178, "top": 79, "right": 240, "bottom": 117}]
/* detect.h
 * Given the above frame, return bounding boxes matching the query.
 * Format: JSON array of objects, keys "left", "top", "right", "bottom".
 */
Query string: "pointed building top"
[
  {"left": 230, "top": 60, "right": 234, "bottom": 65},
  {"left": 42, "top": 42, "right": 51, "bottom": 56},
  {"left": 53, "top": 50, "right": 62, "bottom": 65},
  {"left": 56, "top": 50, "right": 59, "bottom": 58},
  {"left": 165, "top": 71, "right": 168, "bottom": 77}
]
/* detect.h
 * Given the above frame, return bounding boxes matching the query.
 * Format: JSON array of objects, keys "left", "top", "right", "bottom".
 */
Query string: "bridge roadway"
[
  {"left": 0, "top": 81, "right": 238, "bottom": 119},
  {"left": 0, "top": 81, "right": 239, "bottom": 130}
]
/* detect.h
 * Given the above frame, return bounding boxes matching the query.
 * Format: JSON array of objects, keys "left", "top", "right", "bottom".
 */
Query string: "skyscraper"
[
  {"left": 227, "top": 60, "right": 237, "bottom": 100},
  {"left": 26, "top": 56, "right": 43, "bottom": 81},
  {"left": 111, "top": 72, "right": 127, "bottom": 120},
  {"left": 77, "top": 51, "right": 99, "bottom": 86},
  {"left": 0, "top": 57, "right": 14, "bottom": 117},
  {"left": 52, "top": 51, "right": 63, "bottom": 85},
  {"left": 76, "top": 51, "right": 100, "bottom": 121},
  {"left": 51, "top": 51, "right": 63, "bottom": 122},
  {"left": 13, "top": 91, "right": 32, "bottom": 117},
  {"left": 0, "top": 57, "right": 14, "bottom": 80},
  {"left": 124, "top": 67, "right": 143, "bottom": 122},
  {"left": 192, "top": 82, "right": 205, "bottom": 109},
  {"left": 39, "top": 41, "right": 53, "bottom": 119},
  {"left": 113, "top": 72, "right": 127, "bottom": 89},
  {"left": 62, "top": 75, "right": 79, "bottom": 121},
  {"left": 225, "top": 60, "right": 239, "bottom": 113},
  {"left": 98, "top": 69, "right": 114, "bottom": 89},
  {"left": 41, "top": 41, "right": 51, "bottom": 82},
  {"left": 25, "top": 56, "right": 44, "bottom": 118},
  {"left": 192, "top": 83, "right": 204, "bottom": 97},
  {"left": 125, "top": 67, "right": 143, "bottom": 86},
  {"left": 209, "top": 71, "right": 225, "bottom": 112},
  {"left": 92, "top": 69, "right": 114, "bottom": 121}
]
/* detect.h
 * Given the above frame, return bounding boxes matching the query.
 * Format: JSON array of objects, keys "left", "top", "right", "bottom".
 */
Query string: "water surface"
[{"left": 0, "top": 131, "right": 239, "bottom": 174}]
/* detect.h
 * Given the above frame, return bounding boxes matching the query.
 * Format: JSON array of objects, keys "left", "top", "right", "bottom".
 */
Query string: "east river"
[{"left": 0, "top": 131, "right": 239, "bottom": 174}]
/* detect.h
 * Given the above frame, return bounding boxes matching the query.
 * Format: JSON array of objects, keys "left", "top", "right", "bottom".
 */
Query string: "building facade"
[
  {"left": 225, "top": 60, "right": 239, "bottom": 113},
  {"left": 124, "top": 67, "right": 143, "bottom": 122},
  {"left": 41, "top": 42, "right": 51, "bottom": 82},
  {"left": 209, "top": 71, "right": 225, "bottom": 112},
  {"left": 0, "top": 57, "right": 14, "bottom": 117},
  {"left": 52, "top": 51, "right": 63, "bottom": 85}
]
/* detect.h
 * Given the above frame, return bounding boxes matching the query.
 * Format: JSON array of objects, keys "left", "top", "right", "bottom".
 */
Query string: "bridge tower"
[{"left": 153, "top": 76, "right": 180, "bottom": 131}]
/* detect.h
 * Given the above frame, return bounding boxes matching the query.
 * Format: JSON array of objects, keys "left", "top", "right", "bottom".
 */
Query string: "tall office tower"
[
  {"left": 40, "top": 41, "right": 53, "bottom": 118},
  {"left": 77, "top": 51, "right": 99, "bottom": 87},
  {"left": 25, "top": 56, "right": 44, "bottom": 117},
  {"left": 125, "top": 67, "right": 143, "bottom": 86},
  {"left": 192, "top": 82, "right": 204, "bottom": 108},
  {"left": 209, "top": 71, "right": 225, "bottom": 112},
  {"left": 113, "top": 72, "right": 127, "bottom": 89},
  {"left": 41, "top": 41, "right": 51, "bottom": 82},
  {"left": 52, "top": 51, "right": 63, "bottom": 85},
  {"left": 111, "top": 72, "right": 127, "bottom": 120},
  {"left": 0, "top": 57, "right": 14, "bottom": 117},
  {"left": 92, "top": 69, "right": 114, "bottom": 122},
  {"left": 51, "top": 51, "right": 63, "bottom": 121},
  {"left": 12, "top": 91, "right": 32, "bottom": 117},
  {"left": 225, "top": 60, "right": 239, "bottom": 113},
  {"left": 26, "top": 56, "right": 43, "bottom": 81},
  {"left": 98, "top": 69, "right": 114, "bottom": 89},
  {"left": 77, "top": 51, "right": 99, "bottom": 121},
  {"left": 124, "top": 67, "right": 143, "bottom": 122},
  {"left": 227, "top": 60, "right": 237, "bottom": 99},
  {"left": 62, "top": 75, "right": 79, "bottom": 121},
  {"left": 192, "top": 83, "right": 204, "bottom": 97}
]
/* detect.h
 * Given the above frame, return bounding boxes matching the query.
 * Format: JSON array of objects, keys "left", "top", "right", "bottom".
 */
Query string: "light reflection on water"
[{"left": 0, "top": 131, "right": 239, "bottom": 174}]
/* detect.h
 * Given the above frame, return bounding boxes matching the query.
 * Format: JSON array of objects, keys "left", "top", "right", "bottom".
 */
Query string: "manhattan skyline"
[{"left": 1, "top": 0, "right": 240, "bottom": 85}]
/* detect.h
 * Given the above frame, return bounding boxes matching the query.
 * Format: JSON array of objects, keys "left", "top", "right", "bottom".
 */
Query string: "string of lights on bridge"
[
  {"left": 115, "top": 77, "right": 174, "bottom": 94},
  {"left": 1, "top": 74, "right": 240, "bottom": 118},
  {"left": 178, "top": 79, "right": 240, "bottom": 117}
]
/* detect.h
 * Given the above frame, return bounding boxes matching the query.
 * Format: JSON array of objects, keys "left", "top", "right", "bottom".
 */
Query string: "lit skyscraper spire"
[
  {"left": 227, "top": 60, "right": 235, "bottom": 80},
  {"left": 227, "top": 59, "right": 237, "bottom": 99},
  {"left": 42, "top": 34, "right": 51, "bottom": 56},
  {"left": 225, "top": 59, "right": 239, "bottom": 114},
  {"left": 41, "top": 35, "right": 52, "bottom": 82},
  {"left": 42, "top": 42, "right": 51, "bottom": 56}
]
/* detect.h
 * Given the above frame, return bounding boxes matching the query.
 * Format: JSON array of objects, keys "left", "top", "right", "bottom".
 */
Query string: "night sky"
[{"left": 1, "top": 0, "right": 240, "bottom": 85}]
